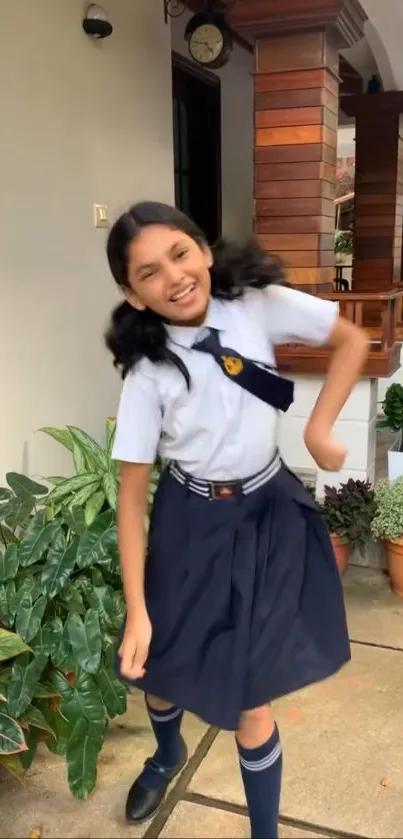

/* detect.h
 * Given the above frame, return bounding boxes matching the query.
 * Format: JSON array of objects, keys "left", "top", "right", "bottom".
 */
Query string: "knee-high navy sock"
[
  {"left": 237, "top": 724, "right": 282, "bottom": 839},
  {"left": 139, "top": 699, "right": 184, "bottom": 789},
  {"left": 147, "top": 699, "right": 183, "bottom": 767}
]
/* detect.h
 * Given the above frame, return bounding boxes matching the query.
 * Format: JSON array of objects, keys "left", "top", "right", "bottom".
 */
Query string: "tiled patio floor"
[{"left": 1, "top": 565, "right": 403, "bottom": 839}]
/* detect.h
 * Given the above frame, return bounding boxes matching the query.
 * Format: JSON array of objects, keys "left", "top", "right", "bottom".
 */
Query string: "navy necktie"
[{"left": 193, "top": 329, "right": 294, "bottom": 413}]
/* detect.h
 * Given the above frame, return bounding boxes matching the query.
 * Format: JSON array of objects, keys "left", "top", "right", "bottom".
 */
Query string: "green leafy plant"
[
  {"left": 371, "top": 477, "right": 403, "bottom": 543},
  {"left": 0, "top": 471, "right": 126, "bottom": 799},
  {"left": 377, "top": 383, "right": 403, "bottom": 449},
  {"left": 148, "top": 459, "right": 161, "bottom": 508},
  {"left": 334, "top": 230, "right": 353, "bottom": 256},
  {"left": 39, "top": 418, "right": 118, "bottom": 522},
  {"left": 41, "top": 419, "right": 161, "bottom": 517},
  {"left": 0, "top": 420, "right": 163, "bottom": 797},
  {"left": 303, "top": 483, "right": 316, "bottom": 501},
  {"left": 321, "top": 479, "right": 375, "bottom": 552},
  {"left": 0, "top": 627, "right": 42, "bottom": 782}
]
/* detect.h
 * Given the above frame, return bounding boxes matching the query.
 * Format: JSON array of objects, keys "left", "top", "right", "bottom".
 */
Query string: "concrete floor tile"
[
  {"left": 160, "top": 801, "right": 328, "bottom": 839},
  {"left": 190, "top": 645, "right": 403, "bottom": 837},
  {"left": 160, "top": 802, "right": 249, "bottom": 839},
  {"left": 343, "top": 566, "right": 403, "bottom": 649},
  {"left": 188, "top": 731, "right": 243, "bottom": 807},
  {"left": 0, "top": 690, "right": 207, "bottom": 839}
]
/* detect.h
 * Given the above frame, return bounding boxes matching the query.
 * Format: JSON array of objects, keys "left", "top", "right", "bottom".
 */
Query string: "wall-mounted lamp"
[{"left": 83, "top": 4, "right": 113, "bottom": 39}]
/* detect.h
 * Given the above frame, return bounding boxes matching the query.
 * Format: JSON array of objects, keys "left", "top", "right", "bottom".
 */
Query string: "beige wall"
[
  {"left": 1, "top": 2, "right": 254, "bottom": 483},
  {"left": 170, "top": 13, "right": 254, "bottom": 240},
  {"left": 0, "top": 0, "right": 174, "bottom": 482}
]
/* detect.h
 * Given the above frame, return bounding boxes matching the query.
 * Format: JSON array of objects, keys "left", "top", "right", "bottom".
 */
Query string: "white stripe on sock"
[
  {"left": 148, "top": 707, "right": 182, "bottom": 723},
  {"left": 239, "top": 742, "right": 282, "bottom": 772}
]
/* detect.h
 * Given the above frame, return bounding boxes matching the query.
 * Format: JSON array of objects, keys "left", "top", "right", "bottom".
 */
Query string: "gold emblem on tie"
[{"left": 221, "top": 355, "right": 243, "bottom": 376}]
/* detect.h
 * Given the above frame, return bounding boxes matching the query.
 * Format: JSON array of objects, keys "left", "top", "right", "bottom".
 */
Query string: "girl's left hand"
[{"left": 304, "top": 424, "right": 347, "bottom": 471}]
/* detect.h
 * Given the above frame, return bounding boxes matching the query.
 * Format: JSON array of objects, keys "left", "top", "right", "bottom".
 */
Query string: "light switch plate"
[{"left": 94, "top": 203, "right": 109, "bottom": 228}]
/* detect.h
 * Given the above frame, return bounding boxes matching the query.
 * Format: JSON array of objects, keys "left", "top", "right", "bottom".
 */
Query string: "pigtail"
[
  {"left": 210, "top": 238, "right": 285, "bottom": 299},
  {"left": 104, "top": 301, "right": 190, "bottom": 385}
]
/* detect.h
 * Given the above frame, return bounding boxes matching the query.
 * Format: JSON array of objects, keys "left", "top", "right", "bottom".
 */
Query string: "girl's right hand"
[{"left": 119, "top": 609, "right": 152, "bottom": 680}]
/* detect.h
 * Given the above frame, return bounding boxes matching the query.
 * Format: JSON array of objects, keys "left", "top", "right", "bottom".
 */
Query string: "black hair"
[{"left": 104, "top": 201, "right": 284, "bottom": 382}]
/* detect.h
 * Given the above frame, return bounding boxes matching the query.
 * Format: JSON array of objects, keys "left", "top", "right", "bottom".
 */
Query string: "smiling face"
[{"left": 125, "top": 224, "right": 213, "bottom": 326}]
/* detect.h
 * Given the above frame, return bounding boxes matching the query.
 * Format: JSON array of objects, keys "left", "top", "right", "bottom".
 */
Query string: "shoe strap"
[{"left": 143, "top": 757, "right": 172, "bottom": 779}]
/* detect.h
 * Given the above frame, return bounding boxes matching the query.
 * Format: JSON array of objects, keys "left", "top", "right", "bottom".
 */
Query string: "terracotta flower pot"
[
  {"left": 384, "top": 537, "right": 403, "bottom": 597},
  {"left": 329, "top": 532, "right": 350, "bottom": 576}
]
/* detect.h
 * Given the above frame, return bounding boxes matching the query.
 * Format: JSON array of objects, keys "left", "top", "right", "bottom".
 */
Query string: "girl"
[{"left": 105, "top": 201, "right": 368, "bottom": 838}]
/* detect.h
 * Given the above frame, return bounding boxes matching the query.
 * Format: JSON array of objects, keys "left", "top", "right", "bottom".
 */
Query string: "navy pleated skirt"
[{"left": 118, "top": 462, "right": 351, "bottom": 731}]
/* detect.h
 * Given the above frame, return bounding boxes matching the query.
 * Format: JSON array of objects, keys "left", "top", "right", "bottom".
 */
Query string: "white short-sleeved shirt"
[{"left": 112, "top": 285, "right": 338, "bottom": 480}]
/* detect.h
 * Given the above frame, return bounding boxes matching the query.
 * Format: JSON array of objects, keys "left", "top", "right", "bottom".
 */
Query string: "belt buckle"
[{"left": 209, "top": 481, "right": 238, "bottom": 500}]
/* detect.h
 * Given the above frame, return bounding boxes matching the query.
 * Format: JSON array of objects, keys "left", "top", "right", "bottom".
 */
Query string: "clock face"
[{"left": 189, "top": 23, "right": 224, "bottom": 65}]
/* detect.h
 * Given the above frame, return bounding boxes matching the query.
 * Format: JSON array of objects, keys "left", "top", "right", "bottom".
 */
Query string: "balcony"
[{"left": 275, "top": 288, "right": 403, "bottom": 377}]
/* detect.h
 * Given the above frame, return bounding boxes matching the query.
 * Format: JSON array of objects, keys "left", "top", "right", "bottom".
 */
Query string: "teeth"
[{"left": 171, "top": 284, "right": 195, "bottom": 302}]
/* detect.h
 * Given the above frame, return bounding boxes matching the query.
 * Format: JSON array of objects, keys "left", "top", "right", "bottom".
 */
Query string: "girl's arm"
[
  {"left": 117, "top": 460, "right": 152, "bottom": 680},
  {"left": 304, "top": 317, "right": 369, "bottom": 471}
]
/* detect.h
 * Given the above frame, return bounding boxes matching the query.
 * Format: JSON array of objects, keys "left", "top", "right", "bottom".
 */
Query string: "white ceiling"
[{"left": 343, "top": 0, "right": 403, "bottom": 90}]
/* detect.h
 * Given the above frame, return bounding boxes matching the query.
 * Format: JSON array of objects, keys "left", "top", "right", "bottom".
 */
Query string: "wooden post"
[
  {"left": 228, "top": 0, "right": 366, "bottom": 293},
  {"left": 253, "top": 30, "right": 338, "bottom": 292},
  {"left": 343, "top": 93, "right": 403, "bottom": 292}
]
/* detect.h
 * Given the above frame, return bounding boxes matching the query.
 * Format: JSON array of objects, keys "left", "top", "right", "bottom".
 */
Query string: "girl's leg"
[
  {"left": 126, "top": 694, "right": 187, "bottom": 823},
  {"left": 236, "top": 705, "right": 282, "bottom": 839},
  {"left": 146, "top": 693, "right": 184, "bottom": 768}
]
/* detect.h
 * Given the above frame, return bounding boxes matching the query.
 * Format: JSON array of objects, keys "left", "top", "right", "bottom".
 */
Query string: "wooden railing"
[
  {"left": 320, "top": 288, "right": 403, "bottom": 351},
  {"left": 275, "top": 288, "right": 403, "bottom": 377}
]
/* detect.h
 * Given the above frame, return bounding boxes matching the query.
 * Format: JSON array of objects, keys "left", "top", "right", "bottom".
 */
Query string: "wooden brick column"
[
  {"left": 343, "top": 93, "right": 403, "bottom": 292},
  {"left": 254, "top": 31, "right": 338, "bottom": 292},
  {"left": 228, "top": 0, "right": 366, "bottom": 293}
]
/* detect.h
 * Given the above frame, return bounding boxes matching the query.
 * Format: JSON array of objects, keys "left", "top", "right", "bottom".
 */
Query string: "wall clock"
[{"left": 185, "top": 12, "right": 233, "bottom": 70}]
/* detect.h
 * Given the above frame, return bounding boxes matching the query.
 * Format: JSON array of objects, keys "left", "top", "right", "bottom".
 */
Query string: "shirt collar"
[{"left": 165, "top": 297, "right": 226, "bottom": 349}]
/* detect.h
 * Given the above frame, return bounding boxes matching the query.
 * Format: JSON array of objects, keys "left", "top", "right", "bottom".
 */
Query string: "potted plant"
[
  {"left": 377, "top": 383, "right": 403, "bottom": 480},
  {"left": 334, "top": 229, "right": 353, "bottom": 264},
  {"left": 320, "top": 479, "right": 375, "bottom": 575},
  {"left": 371, "top": 477, "right": 403, "bottom": 597},
  {"left": 0, "top": 419, "right": 164, "bottom": 797},
  {"left": 0, "top": 421, "right": 129, "bottom": 799},
  {"left": 303, "top": 483, "right": 316, "bottom": 501},
  {"left": 0, "top": 468, "right": 127, "bottom": 798},
  {"left": 40, "top": 420, "right": 161, "bottom": 518}
]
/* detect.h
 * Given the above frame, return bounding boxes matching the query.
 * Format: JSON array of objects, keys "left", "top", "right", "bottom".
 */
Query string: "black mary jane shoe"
[{"left": 125, "top": 737, "right": 188, "bottom": 823}]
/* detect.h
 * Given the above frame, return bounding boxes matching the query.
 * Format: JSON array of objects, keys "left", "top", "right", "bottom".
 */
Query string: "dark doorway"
[{"left": 172, "top": 52, "right": 222, "bottom": 244}]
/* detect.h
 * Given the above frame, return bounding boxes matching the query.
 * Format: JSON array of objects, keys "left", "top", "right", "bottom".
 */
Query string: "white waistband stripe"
[{"left": 169, "top": 452, "right": 281, "bottom": 498}]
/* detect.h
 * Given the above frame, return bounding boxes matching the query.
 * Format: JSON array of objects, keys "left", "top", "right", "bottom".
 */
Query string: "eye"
[
  {"left": 140, "top": 268, "right": 157, "bottom": 281},
  {"left": 175, "top": 248, "right": 188, "bottom": 260}
]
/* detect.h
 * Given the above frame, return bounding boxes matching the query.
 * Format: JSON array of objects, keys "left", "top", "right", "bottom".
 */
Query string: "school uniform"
[{"left": 112, "top": 284, "right": 351, "bottom": 732}]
